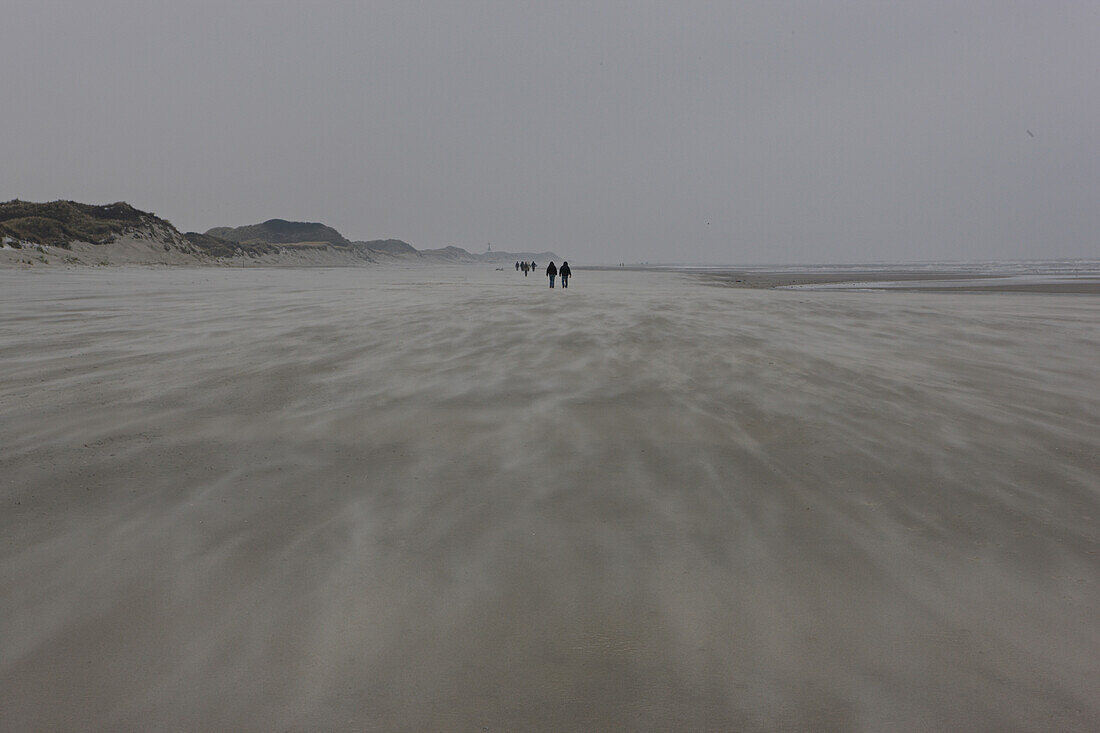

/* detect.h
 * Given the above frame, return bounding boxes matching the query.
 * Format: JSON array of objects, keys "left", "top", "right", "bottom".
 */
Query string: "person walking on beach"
[
  {"left": 546, "top": 261, "right": 558, "bottom": 288},
  {"left": 522, "top": 261, "right": 529, "bottom": 276},
  {"left": 515, "top": 261, "right": 520, "bottom": 271},
  {"left": 559, "top": 261, "right": 571, "bottom": 288}
]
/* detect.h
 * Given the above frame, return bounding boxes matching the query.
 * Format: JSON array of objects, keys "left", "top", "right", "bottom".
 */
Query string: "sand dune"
[{"left": 2, "top": 266, "right": 1098, "bottom": 730}]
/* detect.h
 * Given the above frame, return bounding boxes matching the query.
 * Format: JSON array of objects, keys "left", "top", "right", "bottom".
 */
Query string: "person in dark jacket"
[
  {"left": 546, "top": 261, "right": 557, "bottom": 288},
  {"left": 559, "top": 261, "right": 571, "bottom": 288}
]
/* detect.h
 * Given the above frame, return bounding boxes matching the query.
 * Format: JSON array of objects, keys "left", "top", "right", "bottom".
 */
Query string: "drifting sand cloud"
[{"left": 1, "top": 266, "right": 1098, "bottom": 730}]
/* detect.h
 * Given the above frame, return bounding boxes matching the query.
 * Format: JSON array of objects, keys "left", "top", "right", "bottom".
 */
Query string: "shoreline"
[
  {"left": 578, "top": 262, "right": 1100, "bottom": 294},
  {"left": 688, "top": 269, "right": 1100, "bottom": 294},
  {"left": 6, "top": 248, "right": 1100, "bottom": 294}
]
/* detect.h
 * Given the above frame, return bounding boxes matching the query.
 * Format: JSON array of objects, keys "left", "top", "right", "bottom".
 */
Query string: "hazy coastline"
[{"left": 7, "top": 1, "right": 1100, "bottom": 726}]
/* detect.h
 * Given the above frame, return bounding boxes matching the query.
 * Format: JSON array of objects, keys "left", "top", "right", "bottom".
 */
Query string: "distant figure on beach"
[
  {"left": 559, "top": 261, "right": 571, "bottom": 288},
  {"left": 515, "top": 261, "right": 519, "bottom": 271},
  {"left": 531, "top": 261, "right": 536, "bottom": 272},
  {"left": 546, "top": 261, "right": 557, "bottom": 288},
  {"left": 522, "top": 261, "right": 529, "bottom": 276}
]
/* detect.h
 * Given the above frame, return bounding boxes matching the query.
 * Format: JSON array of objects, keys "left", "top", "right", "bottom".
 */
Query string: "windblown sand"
[{"left": 2, "top": 266, "right": 1098, "bottom": 731}]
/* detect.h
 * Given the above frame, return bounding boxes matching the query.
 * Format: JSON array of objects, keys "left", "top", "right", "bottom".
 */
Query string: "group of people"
[{"left": 515, "top": 260, "right": 572, "bottom": 288}]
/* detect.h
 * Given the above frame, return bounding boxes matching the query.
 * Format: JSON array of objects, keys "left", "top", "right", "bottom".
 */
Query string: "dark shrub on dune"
[
  {"left": 183, "top": 231, "right": 278, "bottom": 258},
  {"left": 0, "top": 200, "right": 161, "bottom": 247}
]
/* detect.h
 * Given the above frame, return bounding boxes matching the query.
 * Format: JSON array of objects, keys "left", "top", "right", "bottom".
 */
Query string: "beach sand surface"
[{"left": 2, "top": 266, "right": 1098, "bottom": 731}]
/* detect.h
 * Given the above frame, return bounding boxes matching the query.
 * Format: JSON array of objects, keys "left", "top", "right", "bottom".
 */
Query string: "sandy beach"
[{"left": 2, "top": 265, "right": 1098, "bottom": 730}]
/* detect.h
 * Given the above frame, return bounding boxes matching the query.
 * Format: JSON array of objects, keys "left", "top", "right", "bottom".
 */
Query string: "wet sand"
[
  {"left": 2, "top": 266, "right": 1098, "bottom": 730},
  {"left": 693, "top": 268, "right": 1100, "bottom": 293}
]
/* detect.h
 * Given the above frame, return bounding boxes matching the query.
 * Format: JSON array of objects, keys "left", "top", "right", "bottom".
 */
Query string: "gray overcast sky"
[{"left": 4, "top": 1, "right": 1098, "bottom": 264}]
